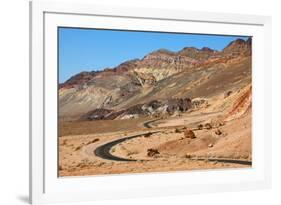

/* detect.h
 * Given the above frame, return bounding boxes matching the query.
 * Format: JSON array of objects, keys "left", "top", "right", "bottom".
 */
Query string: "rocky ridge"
[{"left": 59, "top": 38, "right": 252, "bottom": 121}]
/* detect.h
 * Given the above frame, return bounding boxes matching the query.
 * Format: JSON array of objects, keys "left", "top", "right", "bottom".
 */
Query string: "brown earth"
[{"left": 59, "top": 107, "right": 251, "bottom": 176}]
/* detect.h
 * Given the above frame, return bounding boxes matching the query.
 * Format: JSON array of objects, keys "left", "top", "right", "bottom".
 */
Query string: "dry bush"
[
  {"left": 197, "top": 124, "right": 203, "bottom": 130},
  {"left": 205, "top": 123, "right": 212, "bottom": 130},
  {"left": 147, "top": 148, "right": 160, "bottom": 157},
  {"left": 175, "top": 128, "right": 182, "bottom": 133}
]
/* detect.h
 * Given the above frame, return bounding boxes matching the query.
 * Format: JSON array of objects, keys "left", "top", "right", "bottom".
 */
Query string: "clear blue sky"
[{"left": 59, "top": 27, "right": 249, "bottom": 83}]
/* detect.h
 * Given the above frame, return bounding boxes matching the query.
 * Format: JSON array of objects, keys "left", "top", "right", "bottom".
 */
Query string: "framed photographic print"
[{"left": 30, "top": 1, "right": 272, "bottom": 204}]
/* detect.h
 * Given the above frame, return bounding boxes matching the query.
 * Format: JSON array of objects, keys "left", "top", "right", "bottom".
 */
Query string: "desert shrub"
[
  {"left": 197, "top": 124, "right": 203, "bottom": 130},
  {"left": 205, "top": 123, "right": 212, "bottom": 130}
]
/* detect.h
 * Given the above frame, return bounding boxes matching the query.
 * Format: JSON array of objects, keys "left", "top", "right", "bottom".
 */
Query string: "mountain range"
[{"left": 59, "top": 38, "right": 252, "bottom": 121}]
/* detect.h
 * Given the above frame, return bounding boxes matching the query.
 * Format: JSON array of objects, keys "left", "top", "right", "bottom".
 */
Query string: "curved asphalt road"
[
  {"left": 94, "top": 131, "right": 160, "bottom": 162},
  {"left": 94, "top": 132, "right": 252, "bottom": 165},
  {"left": 94, "top": 118, "right": 252, "bottom": 166},
  {"left": 191, "top": 158, "right": 252, "bottom": 166},
  {"left": 142, "top": 118, "right": 160, "bottom": 128},
  {"left": 143, "top": 111, "right": 222, "bottom": 129}
]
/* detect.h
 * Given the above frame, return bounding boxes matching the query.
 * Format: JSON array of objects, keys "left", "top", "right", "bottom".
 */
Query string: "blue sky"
[{"left": 59, "top": 27, "right": 249, "bottom": 83}]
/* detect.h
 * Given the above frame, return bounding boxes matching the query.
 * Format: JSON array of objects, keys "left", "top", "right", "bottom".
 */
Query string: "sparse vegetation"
[
  {"left": 175, "top": 128, "right": 182, "bottom": 133},
  {"left": 197, "top": 124, "right": 203, "bottom": 130},
  {"left": 205, "top": 123, "right": 212, "bottom": 130}
]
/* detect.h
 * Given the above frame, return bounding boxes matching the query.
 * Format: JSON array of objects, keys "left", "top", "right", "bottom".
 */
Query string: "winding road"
[
  {"left": 190, "top": 158, "right": 252, "bottom": 166},
  {"left": 142, "top": 118, "right": 160, "bottom": 128},
  {"left": 93, "top": 116, "right": 252, "bottom": 166},
  {"left": 94, "top": 131, "right": 161, "bottom": 162},
  {"left": 93, "top": 131, "right": 252, "bottom": 165}
]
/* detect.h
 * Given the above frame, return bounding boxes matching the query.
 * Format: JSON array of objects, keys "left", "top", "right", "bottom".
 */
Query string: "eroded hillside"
[{"left": 59, "top": 38, "right": 251, "bottom": 121}]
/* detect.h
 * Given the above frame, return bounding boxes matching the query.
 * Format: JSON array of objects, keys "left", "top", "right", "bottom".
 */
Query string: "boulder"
[
  {"left": 184, "top": 129, "right": 196, "bottom": 139},
  {"left": 215, "top": 129, "right": 222, "bottom": 135},
  {"left": 147, "top": 148, "right": 160, "bottom": 157},
  {"left": 208, "top": 143, "right": 213, "bottom": 148},
  {"left": 224, "top": 90, "right": 233, "bottom": 98}
]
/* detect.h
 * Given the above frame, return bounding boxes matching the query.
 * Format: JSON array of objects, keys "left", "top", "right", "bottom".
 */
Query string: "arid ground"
[{"left": 59, "top": 38, "right": 252, "bottom": 177}]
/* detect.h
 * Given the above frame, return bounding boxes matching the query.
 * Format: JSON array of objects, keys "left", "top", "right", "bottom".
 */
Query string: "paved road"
[
  {"left": 94, "top": 115, "right": 252, "bottom": 166},
  {"left": 192, "top": 158, "right": 252, "bottom": 166},
  {"left": 143, "top": 111, "right": 221, "bottom": 129},
  {"left": 143, "top": 119, "right": 160, "bottom": 128},
  {"left": 94, "top": 131, "right": 160, "bottom": 162},
  {"left": 94, "top": 130, "right": 252, "bottom": 165}
]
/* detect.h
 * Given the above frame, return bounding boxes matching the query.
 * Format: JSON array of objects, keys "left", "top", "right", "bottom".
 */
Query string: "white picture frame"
[{"left": 30, "top": 1, "right": 272, "bottom": 204}]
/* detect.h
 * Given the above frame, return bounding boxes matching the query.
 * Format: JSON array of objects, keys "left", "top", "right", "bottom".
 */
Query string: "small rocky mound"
[{"left": 184, "top": 129, "right": 196, "bottom": 139}]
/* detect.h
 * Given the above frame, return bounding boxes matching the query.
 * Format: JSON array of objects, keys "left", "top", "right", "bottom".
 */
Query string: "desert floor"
[{"left": 58, "top": 107, "right": 251, "bottom": 177}]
